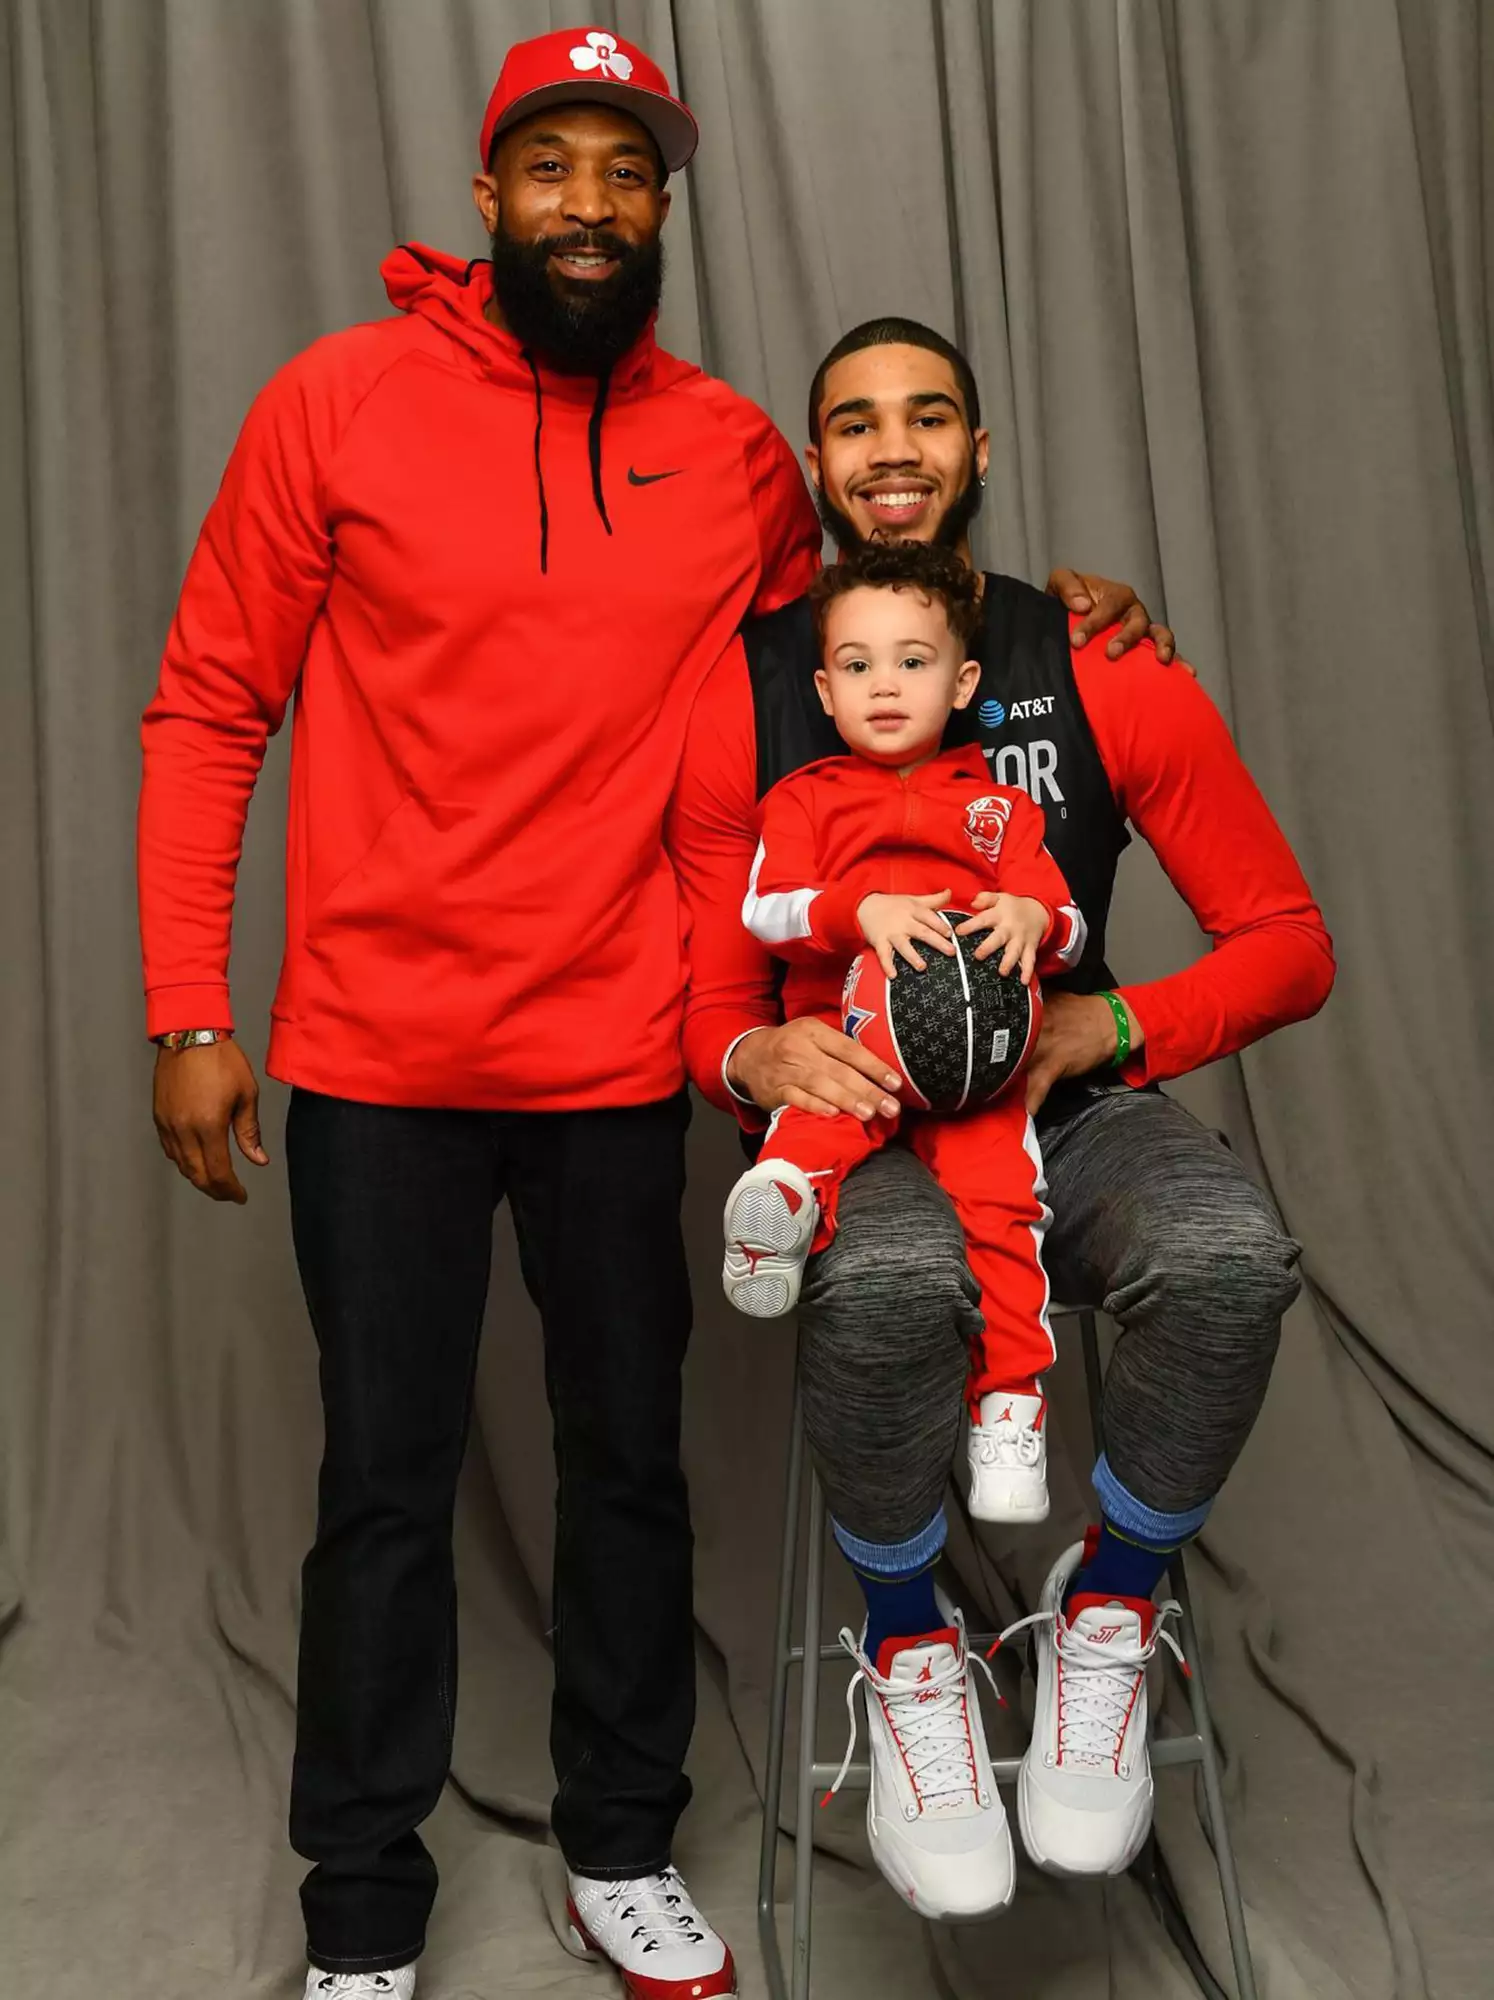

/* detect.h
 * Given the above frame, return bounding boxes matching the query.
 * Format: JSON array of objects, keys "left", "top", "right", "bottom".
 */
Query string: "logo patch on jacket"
[{"left": 964, "top": 794, "right": 1013, "bottom": 863}]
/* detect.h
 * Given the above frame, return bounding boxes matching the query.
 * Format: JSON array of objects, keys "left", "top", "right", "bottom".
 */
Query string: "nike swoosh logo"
[{"left": 628, "top": 466, "right": 682, "bottom": 485}]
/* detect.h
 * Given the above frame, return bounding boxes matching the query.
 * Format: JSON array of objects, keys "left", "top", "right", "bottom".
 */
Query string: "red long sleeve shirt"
[
  {"left": 668, "top": 626, "right": 1336, "bottom": 1116},
  {"left": 137, "top": 246, "right": 819, "bottom": 1109},
  {"left": 744, "top": 746, "right": 1085, "bottom": 1023}
]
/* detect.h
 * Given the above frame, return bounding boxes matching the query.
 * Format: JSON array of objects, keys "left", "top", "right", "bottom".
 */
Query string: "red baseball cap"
[{"left": 479, "top": 27, "right": 698, "bottom": 177}]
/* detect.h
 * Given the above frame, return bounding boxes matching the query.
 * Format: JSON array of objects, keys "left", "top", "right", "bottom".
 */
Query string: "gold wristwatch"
[{"left": 153, "top": 1028, "right": 233, "bottom": 1052}]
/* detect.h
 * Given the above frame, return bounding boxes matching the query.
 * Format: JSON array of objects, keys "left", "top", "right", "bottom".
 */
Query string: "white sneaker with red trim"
[
  {"left": 824, "top": 1613, "right": 1015, "bottom": 1921},
  {"left": 565, "top": 1867, "right": 737, "bottom": 1998},
  {"left": 967, "top": 1390, "right": 1050, "bottom": 1522},
  {"left": 302, "top": 1970, "right": 416, "bottom": 2000},
  {"left": 998, "top": 1541, "right": 1185, "bottom": 1876},
  {"left": 721, "top": 1158, "right": 819, "bottom": 1318}
]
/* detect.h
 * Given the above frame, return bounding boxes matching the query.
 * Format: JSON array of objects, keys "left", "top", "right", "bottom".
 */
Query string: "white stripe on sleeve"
[
  {"left": 742, "top": 839, "right": 821, "bottom": 945},
  {"left": 1056, "top": 904, "right": 1088, "bottom": 968}
]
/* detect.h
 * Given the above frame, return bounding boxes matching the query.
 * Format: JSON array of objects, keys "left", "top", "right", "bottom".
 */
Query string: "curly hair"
[{"left": 810, "top": 540, "right": 982, "bottom": 651}]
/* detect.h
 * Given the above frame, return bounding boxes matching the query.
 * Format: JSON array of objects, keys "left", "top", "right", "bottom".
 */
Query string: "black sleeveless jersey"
[{"left": 741, "top": 572, "right": 1129, "bottom": 993}]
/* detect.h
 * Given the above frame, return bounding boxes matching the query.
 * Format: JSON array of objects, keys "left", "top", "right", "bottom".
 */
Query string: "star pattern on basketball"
[
  {"left": 842, "top": 910, "right": 1038, "bottom": 1113},
  {"left": 891, "top": 948, "right": 975, "bottom": 1107}
]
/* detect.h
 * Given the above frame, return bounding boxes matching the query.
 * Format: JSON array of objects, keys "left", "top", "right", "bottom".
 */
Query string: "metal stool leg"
[
  {"left": 1079, "top": 1307, "right": 1107, "bottom": 1459},
  {"left": 791, "top": 1468, "right": 826, "bottom": 2000},
  {"left": 1170, "top": 1560, "right": 1259, "bottom": 2000},
  {"left": 757, "top": 1391, "right": 805, "bottom": 2000}
]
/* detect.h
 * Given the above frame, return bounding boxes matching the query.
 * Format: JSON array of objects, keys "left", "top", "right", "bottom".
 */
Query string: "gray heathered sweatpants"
[{"left": 795, "top": 1081, "right": 1302, "bottom": 1546}]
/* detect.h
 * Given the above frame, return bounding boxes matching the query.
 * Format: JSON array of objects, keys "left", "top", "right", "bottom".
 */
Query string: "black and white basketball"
[{"left": 841, "top": 910, "right": 1042, "bottom": 1113}]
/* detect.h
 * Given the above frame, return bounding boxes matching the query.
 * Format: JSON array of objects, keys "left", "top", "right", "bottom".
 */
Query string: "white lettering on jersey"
[
  {"left": 1005, "top": 695, "right": 1056, "bottom": 720},
  {"left": 984, "top": 738, "right": 1065, "bottom": 806},
  {"left": 1029, "top": 738, "right": 1063, "bottom": 805}
]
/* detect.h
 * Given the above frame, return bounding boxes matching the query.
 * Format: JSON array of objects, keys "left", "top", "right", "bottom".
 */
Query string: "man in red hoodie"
[
  {"left": 139, "top": 29, "right": 1164, "bottom": 1999},
  {"left": 139, "top": 32, "right": 817, "bottom": 1999}
]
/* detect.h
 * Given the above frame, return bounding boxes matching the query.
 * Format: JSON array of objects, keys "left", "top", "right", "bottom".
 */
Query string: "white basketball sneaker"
[
  {"left": 302, "top": 1970, "right": 416, "bottom": 2000},
  {"left": 721, "top": 1157, "right": 819, "bottom": 1317},
  {"left": 996, "top": 1541, "right": 1185, "bottom": 1877},
  {"left": 824, "top": 1612, "right": 1015, "bottom": 1920},
  {"left": 565, "top": 1867, "right": 737, "bottom": 1997},
  {"left": 967, "top": 1390, "right": 1050, "bottom": 1522}
]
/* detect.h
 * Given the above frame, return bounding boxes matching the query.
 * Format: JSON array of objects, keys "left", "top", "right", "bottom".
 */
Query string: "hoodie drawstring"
[
  {"left": 521, "top": 351, "right": 615, "bottom": 576},
  {"left": 521, "top": 349, "right": 551, "bottom": 575},
  {"left": 588, "top": 366, "right": 614, "bottom": 538}
]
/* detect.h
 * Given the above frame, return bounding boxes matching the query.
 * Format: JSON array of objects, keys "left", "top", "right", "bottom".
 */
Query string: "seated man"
[{"left": 669, "top": 317, "right": 1335, "bottom": 1915}]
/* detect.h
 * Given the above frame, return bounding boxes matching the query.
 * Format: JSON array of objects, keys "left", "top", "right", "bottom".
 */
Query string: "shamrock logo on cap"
[{"left": 569, "top": 31, "right": 634, "bottom": 81}]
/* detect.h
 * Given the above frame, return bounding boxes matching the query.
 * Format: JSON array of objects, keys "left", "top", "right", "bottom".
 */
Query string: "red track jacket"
[
  {"left": 138, "top": 247, "right": 819, "bottom": 1108},
  {"left": 743, "top": 746, "right": 1086, "bottom": 1024}
]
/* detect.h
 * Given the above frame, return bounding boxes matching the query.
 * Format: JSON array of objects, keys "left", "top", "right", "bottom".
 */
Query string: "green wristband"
[{"left": 1098, "top": 990, "right": 1132, "bottom": 1068}]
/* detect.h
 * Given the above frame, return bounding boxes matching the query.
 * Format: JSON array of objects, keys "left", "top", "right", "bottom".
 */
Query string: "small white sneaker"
[
  {"left": 996, "top": 1541, "right": 1186, "bottom": 1877},
  {"left": 824, "top": 1613, "right": 1015, "bottom": 1921},
  {"left": 303, "top": 1969, "right": 416, "bottom": 2000},
  {"left": 565, "top": 1866, "right": 737, "bottom": 1997},
  {"left": 967, "top": 1390, "right": 1050, "bottom": 1522},
  {"left": 721, "top": 1158, "right": 818, "bottom": 1317}
]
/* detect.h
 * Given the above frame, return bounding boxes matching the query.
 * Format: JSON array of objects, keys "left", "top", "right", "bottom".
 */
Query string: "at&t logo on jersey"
[
  {"left": 978, "top": 694, "right": 1053, "bottom": 730},
  {"left": 965, "top": 794, "right": 1013, "bottom": 863}
]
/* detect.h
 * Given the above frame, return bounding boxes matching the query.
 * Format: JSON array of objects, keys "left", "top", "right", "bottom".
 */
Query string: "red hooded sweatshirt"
[{"left": 138, "top": 247, "right": 819, "bottom": 1109}]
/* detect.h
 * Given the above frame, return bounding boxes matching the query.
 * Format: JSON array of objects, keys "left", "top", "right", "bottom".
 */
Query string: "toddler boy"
[{"left": 722, "top": 541, "right": 1087, "bottom": 1521}]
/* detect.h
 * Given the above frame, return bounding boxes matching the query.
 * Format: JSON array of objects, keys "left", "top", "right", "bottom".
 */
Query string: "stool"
[{"left": 756, "top": 1307, "right": 1259, "bottom": 2000}]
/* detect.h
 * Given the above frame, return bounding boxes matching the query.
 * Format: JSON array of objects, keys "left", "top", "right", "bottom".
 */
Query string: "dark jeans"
[{"left": 285, "top": 1087, "right": 695, "bottom": 1974}]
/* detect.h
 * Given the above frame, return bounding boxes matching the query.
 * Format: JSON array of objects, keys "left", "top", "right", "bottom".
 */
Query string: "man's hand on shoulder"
[
  {"left": 153, "top": 1038, "right": 269, "bottom": 1204},
  {"left": 1045, "top": 568, "right": 1190, "bottom": 670},
  {"left": 727, "top": 1019, "right": 903, "bottom": 1123}
]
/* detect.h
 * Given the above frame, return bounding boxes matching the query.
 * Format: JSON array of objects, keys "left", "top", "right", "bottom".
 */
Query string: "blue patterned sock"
[
  {"left": 1066, "top": 1516, "right": 1177, "bottom": 1606},
  {"left": 1069, "top": 1455, "right": 1215, "bottom": 1609},
  {"left": 854, "top": 1564, "right": 943, "bottom": 1663},
  {"left": 832, "top": 1508, "right": 948, "bottom": 1662}
]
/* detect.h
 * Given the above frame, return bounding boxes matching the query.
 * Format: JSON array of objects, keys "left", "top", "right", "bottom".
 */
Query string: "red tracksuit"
[{"left": 743, "top": 745, "right": 1087, "bottom": 1398}]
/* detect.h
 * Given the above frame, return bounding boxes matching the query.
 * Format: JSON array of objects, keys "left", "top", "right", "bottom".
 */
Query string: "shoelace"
[
  {"left": 974, "top": 1415, "right": 1041, "bottom": 1470},
  {"left": 822, "top": 1623, "right": 1004, "bottom": 1816},
  {"left": 990, "top": 1597, "right": 1188, "bottom": 1770},
  {"left": 313, "top": 1977, "right": 400, "bottom": 1997},
  {"left": 600, "top": 1868, "right": 706, "bottom": 1953}
]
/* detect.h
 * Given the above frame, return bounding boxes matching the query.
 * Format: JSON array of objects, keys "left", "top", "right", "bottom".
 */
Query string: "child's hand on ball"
[
  {"left": 957, "top": 894, "right": 1049, "bottom": 982},
  {"left": 857, "top": 889, "right": 957, "bottom": 978}
]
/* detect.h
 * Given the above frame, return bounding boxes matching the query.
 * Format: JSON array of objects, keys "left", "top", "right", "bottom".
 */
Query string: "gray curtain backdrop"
[{"left": 3, "top": 1, "right": 1491, "bottom": 1995}]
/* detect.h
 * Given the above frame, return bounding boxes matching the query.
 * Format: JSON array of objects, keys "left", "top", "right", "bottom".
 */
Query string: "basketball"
[{"left": 841, "top": 910, "right": 1042, "bottom": 1113}]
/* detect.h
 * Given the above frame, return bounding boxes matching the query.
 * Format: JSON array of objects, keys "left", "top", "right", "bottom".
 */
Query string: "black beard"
[
  {"left": 489, "top": 220, "right": 663, "bottom": 376},
  {"left": 817, "top": 461, "right": 984, "bottom": 556}
]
